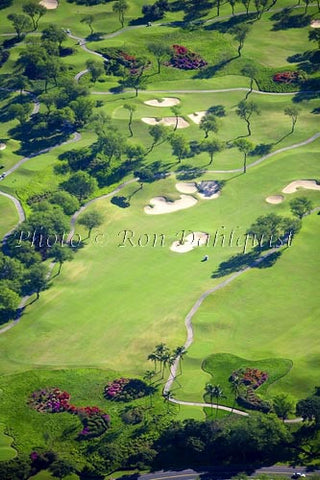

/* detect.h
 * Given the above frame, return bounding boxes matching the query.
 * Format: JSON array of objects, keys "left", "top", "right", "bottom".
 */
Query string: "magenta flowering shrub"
[
  {"left": 104, "top": 378, "right": 152, "bottom": 402},
  {"left": 29, "top": 387, "right": 110, "bottom": 439},
  {"left": 169, "top": 44, "right": 207, "bottom": 70}
]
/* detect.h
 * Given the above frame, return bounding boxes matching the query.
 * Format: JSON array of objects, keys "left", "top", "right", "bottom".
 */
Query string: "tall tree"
[
  {"left": 41, "top": 24, "right": 67, "bottom": 48},
  {"left": 241, "top": 0, "right": 251, "bottom": 15},
  {"left": 213, "top": 0, "right": 222, "bottom": 16},
  {"left": 86, "top": 59, "right": 104, "bottom": 84},
  {"left": 173, "top": 346, "right": 187, "bottom": 374},
  {"left": 204, "top": 383, "right": 216, "bottom": 417},
  {"left": 229, "top": 0, "right": 237, "bottom": 15},
  {"left": 303, "top": 0, "right": 310, "bottom": 14},
  {"left": 49, "top": 245, "right": 73, "bottom": 274},
  {"left": 233, "top": 138, "right": 254, "bottom": 173},
  {"left": 70, "top": 97, "right": 94, "bottom": 127},
  {"left": 171, "top": 105, "right": 182, "bottom": 132},
  {"left": 0, "top": 282, "right": 20, "bottom": 315},
  {"left": 200, "top": 113, "right": 219, "bottom": 138},
  {"left": 7, "top": 14, "right": 31, "bottom": 40},
  {"left": 290, "top": 197, "right": 313, "bottom": 219},
  {"left": 201, "top": 138, "right": 224, "bottom": 165},
  {"left": 78, "top": 210, "right": 104, "bottom": 238},
  {"left": 113, "top": 0, "right": 129, "bottom": 28},
  {"left": 8, "top": 103, "right": 32, "bottom": 125},
  {"left": 232, "top": 24, "right": 250, "bottom": 57},
  {"left": 212, "top": 385, "right": 225, "bottom": 419},
  {"left": 236, "top": 99, "right": 260, "bottom": 136},
  {"left": 147, "top": 42, "right": 171, "bottom": 74},
  {"left": 148, "top": 123, "right": 167, "bottom": 152},
  {"left": 284, "top": 106, "right": 299, "bottom": 134},
  {"left": 24, "top": 263, "right": 48, "bottom": 300},
  {"left": 123, "top": 103, "right": 136, "bottom": 137},
  {"left": 170, "top": 133, "right": 189, "bottom": 163},
  {"left": 272, "top": 394, "right": 295, "bottom": 421},
  {"left": 22, "top": 1, "right": 46, "bottom": 30},
  {"left": 81, "top": 14, "right": 94, "bottom": 36},
  {"left": 241, "top": 64, "right": 258, "bottom": 99},
  {"left": 62, "top": 171, "right": 98, "bottom": 201},
  {"left": 309, "top": 29, "right": 320, "bottom": 50},
  {"left": 121, "top": 71, "right": 149, "bottom": 97},
  {"left": 8, "top": 74, "right": 30, "bottom": 96}
]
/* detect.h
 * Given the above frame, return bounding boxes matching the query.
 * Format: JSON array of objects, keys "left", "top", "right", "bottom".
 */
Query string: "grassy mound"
[{"left": 202, "top": 352, "right": 292, "bottom": 408}]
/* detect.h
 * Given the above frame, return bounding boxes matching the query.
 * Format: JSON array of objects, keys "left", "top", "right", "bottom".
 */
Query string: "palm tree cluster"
[{"left": 147, "top": 343, "right": 187, "bottom": 380}]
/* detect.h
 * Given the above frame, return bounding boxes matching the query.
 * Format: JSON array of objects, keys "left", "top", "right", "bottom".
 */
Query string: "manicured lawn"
[
  {"left": 0, "top": 194, "right": 19, "bottom": 239},
  {"left": 0, "top": 423, "right": 16, "bottom": 461},
  {"left": 176, "top": 212, "right": 320, "bottom": 409}
]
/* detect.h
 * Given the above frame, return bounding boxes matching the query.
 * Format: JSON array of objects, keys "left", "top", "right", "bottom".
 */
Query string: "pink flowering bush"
[
  {"left": 104, "top": 378, "right": 152, "bottom": 402},
  {"left": 29, "top": 387, "right": 110, "bottom": 439},
  {"left": 169, "top": 44, "right": 207, "bottom": 70},
  {"left": 273, "top": 71, "right": 301, "bottom": 84}
]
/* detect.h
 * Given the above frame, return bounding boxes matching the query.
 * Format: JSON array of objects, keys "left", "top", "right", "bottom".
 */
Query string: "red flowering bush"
[
  {"left": 231, "top": 367, "right": 268, "bottom": 389},
  {"left": 169, "top": 44, "right": 207, "bottom": 70},
  {"left": 273, "top": 71, "right": 301, "bottom": 84},
  {"left": 29, "top": 387, "right": 110, "bottom": 439}
]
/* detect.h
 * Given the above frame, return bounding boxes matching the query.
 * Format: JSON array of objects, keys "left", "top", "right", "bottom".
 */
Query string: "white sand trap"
[
  {"left": 311, "top": 20, "right": 320, "bottom": 28},
  {"left": 282, "top": 180, "right": 320, "bottom": 194},
  {"left": 40, "top": 0, "right": 58, "bottom": 8},
  {"left": 176, "top": 182, "right": 198, "bottom": 194},
  {"left": 198, "top": 190, "right": 221, "bottom": 200},
  {"left": 141, "top": 117, "right": 189, "bottom": 128},
  {"left": 170, "top": 232, "right": 209, "bottom": 253},
  {"left": 188, "top": 111, "right": 207, "bottom": 124},
  {"left": 144, "top": 195, "right": 197, "bottom": 215},
  {"left": 144, "top": 98, "right": 180, "bottom": 107},
  {"left": 266, "top": 195, "right": 284, "bottom": 204},
  {"left": 0, "top": 143, "right": 6, "bottom": 151}
]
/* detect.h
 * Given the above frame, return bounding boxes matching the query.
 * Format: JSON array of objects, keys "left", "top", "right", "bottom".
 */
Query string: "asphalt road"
[{"left": 137, "top": 465, "right": 319, "bottom": 480}]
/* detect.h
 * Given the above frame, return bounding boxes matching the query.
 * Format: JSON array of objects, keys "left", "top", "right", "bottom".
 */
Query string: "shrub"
[
  {"left": 29, "top": 387, "right": 110, "bottom": 438},
  {"left": 169, "top": 44, "right": 207, "bottom": 70},
  {"left": 121, "top": 406, "right": 144, "bottom": 425},
  {"left": 273, "top": 71, "right": 302, "bottom": 84},
  {"left": 104, "top": 378, "right": 151, "bottom": 402}
]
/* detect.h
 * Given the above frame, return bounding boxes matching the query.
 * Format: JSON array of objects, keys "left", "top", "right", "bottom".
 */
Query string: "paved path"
[
  {"left": 163, "top": 246, "right": 307, "bottom": 423},
  {"left": 0, "top": 190, "right": 25, "bottom": 242}
]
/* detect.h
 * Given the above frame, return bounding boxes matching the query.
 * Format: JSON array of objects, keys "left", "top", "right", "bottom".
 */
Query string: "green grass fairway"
[
  {"left": 0, "top": 423, "right": 16, "bottom": 461},
  {"left": 176, "top": 212, "right": 320, "bottom": 408},
  {"left": 0, "top": 194, "right": 19, "bottom": 239}
]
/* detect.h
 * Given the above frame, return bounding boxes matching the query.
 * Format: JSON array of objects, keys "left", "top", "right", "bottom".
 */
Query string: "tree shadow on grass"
[
  {"left": 204, "top": 13, "right": 255, "bottom": 33},
  {"left": 287, "top": 50, "right": 320, "bottom": 75},
  {"left": 293, "top": 77, "right": 320, "bottom": 103},
  {"left": 211, "top": 249, "right": 282, "bottom": 279},
  {"left": 175, "top": 165, "right": 205, "bottom": 181},
  {"left": 271, "top": 9, "right": 312, "bottom": 30}
]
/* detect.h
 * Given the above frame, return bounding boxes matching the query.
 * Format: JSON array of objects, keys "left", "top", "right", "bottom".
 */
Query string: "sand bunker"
[
  {"left": 40, "top": 0, "right": 58, "bottom": 8},
  {"left": 141, "top": 117, "right": 189, "bottom": 128},
  {"left": 188, "top": 111, "right": 207, "bottom": 124},
  {"left": 282, "top": 180, "right": 320, "bottom": 194},
  {"left": 266, "top": 195, "right": 284, "bottom": 204},
  {"left": 0, "top": 143, "right": 6, "bottom": 151},
  {"left": 144, "top": 195, "right": 197, "bottom": 215},
  {"left": 144, "top": 98, "right": 180, "bottom": 107},
  {"left": 170, "top": 232, "right": 209, "bottom": 253},
  {"left": 198, "top": 190, "right": 221, "bottom": 200},
  {"left": 311, "top": 20, "right": 320, "bottom": 28},
  {"left": 175, "top": 182, "right": 198, "bottom": 194}
]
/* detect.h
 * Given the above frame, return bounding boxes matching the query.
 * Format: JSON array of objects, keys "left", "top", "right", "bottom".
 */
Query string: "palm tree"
[
  {"left": 123, "top": 103, "right": 136, "bottom": 137},
  {"left": 147, "top": 352, "right": 158, "bottom": 372},
  {"left": 212, "top": 385, "right": 225, "bottom": 419},
  {"left": 204, "top": 383, "right": 216, "bottom": 418},
  {"left": 163, "top": 389, "right": 174, "bottom": 413},
  {"left": 229, "top": 376, "right": 241, "bottom": 414},
  {"left": 143, "top": 370, "right": 156, "bottom": 407},
  {"left": 173, "top": 346, "right": 187, "bottom": 374}
]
